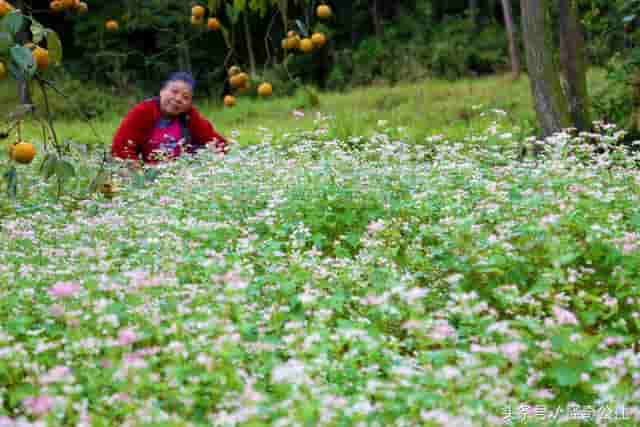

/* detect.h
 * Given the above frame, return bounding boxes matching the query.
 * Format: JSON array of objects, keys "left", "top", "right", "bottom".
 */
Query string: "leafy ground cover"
[
  {"left": 1, "top": 72, "right": 640, "bottom": 426},
  {"left": 1, "top": 107, "right": 640, "bottom": 426}
]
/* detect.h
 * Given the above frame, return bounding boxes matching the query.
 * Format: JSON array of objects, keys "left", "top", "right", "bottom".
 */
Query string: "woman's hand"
[{"left": 209, "top": 139, "right": 229, "bottom": 154}]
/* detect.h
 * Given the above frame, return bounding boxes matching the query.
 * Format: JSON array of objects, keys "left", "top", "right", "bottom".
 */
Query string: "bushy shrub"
[
  {"left": 327, "top": 2, "right": 434, "bottom": 89},
  {"left": 0, "top": 73, "right": 136, "bottom": 121},
  {"left": 427, "top": 18, "right": 509, "bottom": 79},
  {"left": 327, "top": 12, "right": 509, "bottom": 89},
  {"left": 592, "top": 50, "right": 640, "bottom": 130}
]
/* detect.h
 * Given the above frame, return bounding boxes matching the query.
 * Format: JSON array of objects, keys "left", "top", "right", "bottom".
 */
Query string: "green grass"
[
  {"left": 1, "top": 73, "right": 539, "bottom": 152},
  {"left": 178, "top": 74, "right": 538, "bottom": 146},
  {"left": 2, "top": 69, "right": 611, "bottom": 152}
]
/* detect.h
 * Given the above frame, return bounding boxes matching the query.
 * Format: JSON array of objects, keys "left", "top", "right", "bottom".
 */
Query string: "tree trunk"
[
  {"left": 469, "top": 0, "right": 479, "bottom": 30},
  {"left": 521, "top": 0, "right": 571, "bottom": 137},
  {"left": 350, "top": 2, "right": 359, "bottom": 47},
  {"left": 278, "top": 0, "right": 287, "bottom": 31},
  {"left": 15, "top": 0, "right": 32, "bottom": 106},
  {"left": 558, "top": 0, "right": 591, "bottom": 131},
  {"left": 500, "top": 0, "right": 521, "bottom": 79},
  {"left": 243, "top": 11, "right": 256, "bottom": 76},
  {"left": 630, "top": 72, "right": 640, "bottom": 133},
  {"left": 369, "top": 0, "right": 382, "bottom": 37}
]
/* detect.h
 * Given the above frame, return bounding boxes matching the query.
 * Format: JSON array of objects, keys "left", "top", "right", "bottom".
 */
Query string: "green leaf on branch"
[
  {"left": 208, "top": 0, "right": 223, "bottom": 12},
  {"left": 295, "top": 19, "right": 308, "bottom": 37},
  {"left": 220, "top": 26, "right": 231, "bottom": 49},
  {"left": 549, "top": 362, "right": 584, "bottom": 387},
  {"left": 232, "top": 0, "right": 246, "bottom": 12},
  {"left": 10, "top": 46, "right": 36, "bottom": 78},
  {"left": 55, "top": 159, "right": 76, "bottom": 182},
  {"left": 133, "top": 171, "right": 146, "bottom": 189},
  {"left": 0, "top": 32, "right": 13, "bottom": 54},
  {"left": 3, "top": 166, "right": 17, "bottom": 199},
  {"left": 30, "top": 22, "right": 46, "bottom": 44},
  {"left": 0, "top": 11, "right": 24, "bottom": 37},
  {"left": 39, "top": 153, "right": 58, "bottom": 181},
  {"left": 144, "top": 168, "right": 160, "bottom": 183},
  {"left": 226, "top": 4, "right": 240, "bottom": 24},
  {"left": 45, "top": 30, "right": 63, "bottom": 66}
]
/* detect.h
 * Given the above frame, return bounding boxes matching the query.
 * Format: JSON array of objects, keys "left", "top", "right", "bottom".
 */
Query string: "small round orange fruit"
[
  {"left": 238, "top": 80, "right": 251, "bottom": 93},
  {"left": 192, "top": 5, "right": 205, "bottom": 19},
  {"left": 223, "top": 95, "right": 236, "bottom": 107},
  {"left": 287, "top": 36, "right": 300, "bottom": 50},
  {"left": 50, "top": 0, "right": 64, "bottom": 13},
  {"left": 287, "top": 30, "right": 297, "bottom": 38},
  {"left": 105, "top": 20, "right": 119, "bottom": 31},
  {"left": 299, "top": 38, "right": 314, "bottom": 53},
  {"left": 10, "top": 142, "right": 37, "bottom": 164},
  {"left": 207, "top": 17, "right": 220, "bottom": 31},
  {"left": 311, "top": 32, "right": 327, "bottom": 48},
  {"left": 227, "top": 65, "right": 241, "bottom": 77},
  {"left": 230, "top": 72, "right": 249, "bottom": 89},
  {"left": 0, "top": 0, "right": 15, "bottom": 17},
  {"left": 99, "top": 182, "right": 118, "bottom": 199},
  {"left": 32, "top": 47, "right": 49, "bottom": 71},
  {"left": 62, "top": 0, "right": 74, "bottom": 10},
  {"left": 317, "top": 4, "right": 332, "bottom": 19},
  {"left": 257, "top": 82, "right": 273, "bottom": 97},
  {"left": 191, "top": 15, "right": 203, "bottom": 26}
]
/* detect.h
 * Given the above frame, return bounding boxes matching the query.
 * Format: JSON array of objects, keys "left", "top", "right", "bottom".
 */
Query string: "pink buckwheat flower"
[
  {"left": 48, "top": 281, "right": 82, "bottom": 299},
  {"left": 367, "top": 220, "right": 385, "bottom": 234},
  {"left": 49, "top": 304, "right": 65, "bottom": 318},
  {"left": 116, "top": 328, "right": 139, "bottom": 346},
  {"left": 552, "top": 306, "right": 579, "bottom": 326},
  {"left": 499, "top": 342, "right": 527, "bottom": 363},
  {"left": 40, "top": 365, "right": 73, "bottom": 385},
  {"left": 23, "top": 395, "right": 56, "bottom": 417}
]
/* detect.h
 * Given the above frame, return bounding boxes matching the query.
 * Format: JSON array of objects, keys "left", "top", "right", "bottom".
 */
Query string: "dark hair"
[{"left": 163, "top": 71, "right": 196, "bottom": 92}]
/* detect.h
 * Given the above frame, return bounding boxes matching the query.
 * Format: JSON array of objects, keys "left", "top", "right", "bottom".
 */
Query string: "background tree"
[
  {"left": 521, "top": 0, "right": 592, "bottom": 136},
  {"left": 558, "top": 0, "right": 591, "bottom": 130},
  {"left": 15, "top": 0, "right": 31, "bottom": 106},
  {"left": 500, "top": 0, "right": 520, "bottom": 79}
]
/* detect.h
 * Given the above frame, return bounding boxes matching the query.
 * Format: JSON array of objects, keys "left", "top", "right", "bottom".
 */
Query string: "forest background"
[{"left": 1, "top": 0, "right": 637, "bottom": 134}]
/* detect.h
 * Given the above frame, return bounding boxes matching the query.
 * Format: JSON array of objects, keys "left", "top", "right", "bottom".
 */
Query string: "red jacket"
[{"left": 112, "top": 98, "right": 228, "bottom": 162}]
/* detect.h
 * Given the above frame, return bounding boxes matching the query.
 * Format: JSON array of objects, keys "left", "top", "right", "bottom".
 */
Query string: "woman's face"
[{"left": 159, "top": 80, "right": 193, "bottom": 116}]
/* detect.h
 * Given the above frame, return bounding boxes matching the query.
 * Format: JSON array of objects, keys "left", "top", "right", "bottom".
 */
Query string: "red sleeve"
[
  {"left": 111, "top": 102, "right": 155, "bottom": 161},
  {"left": 189, "top": 107, "right": 229, "bottom": 154}
]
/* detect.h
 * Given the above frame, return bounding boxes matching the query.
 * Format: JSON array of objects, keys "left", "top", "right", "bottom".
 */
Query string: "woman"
[{"left": 111, "top": 72, "right": 228, "bottom": 164}]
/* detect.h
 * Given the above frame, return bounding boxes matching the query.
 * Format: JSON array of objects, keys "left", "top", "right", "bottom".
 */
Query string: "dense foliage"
[
  {"left": 25, "top": 1, "right": 519, "bottom": 95},
  {"left": 1, "top": 111, "right": 640, "bottom": 426}
]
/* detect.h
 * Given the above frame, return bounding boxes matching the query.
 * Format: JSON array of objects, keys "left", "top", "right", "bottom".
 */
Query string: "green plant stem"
[
  {"left": 282, "top": 54, "right": 316, "bottom": 102},
  {"left": 39, "top": 77, "right": 109, "bottom": 164},
  {"left": 37, "top": 78, "right": 61, "bottom": 156}
]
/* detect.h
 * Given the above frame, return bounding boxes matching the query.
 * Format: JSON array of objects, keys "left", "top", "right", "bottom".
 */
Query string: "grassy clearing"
[
  {"left": 2, "top": 73, "right": 538, "bottom": 152},
  {"left": 2, "top": 69, "right": 612, "bottom": 152}
]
